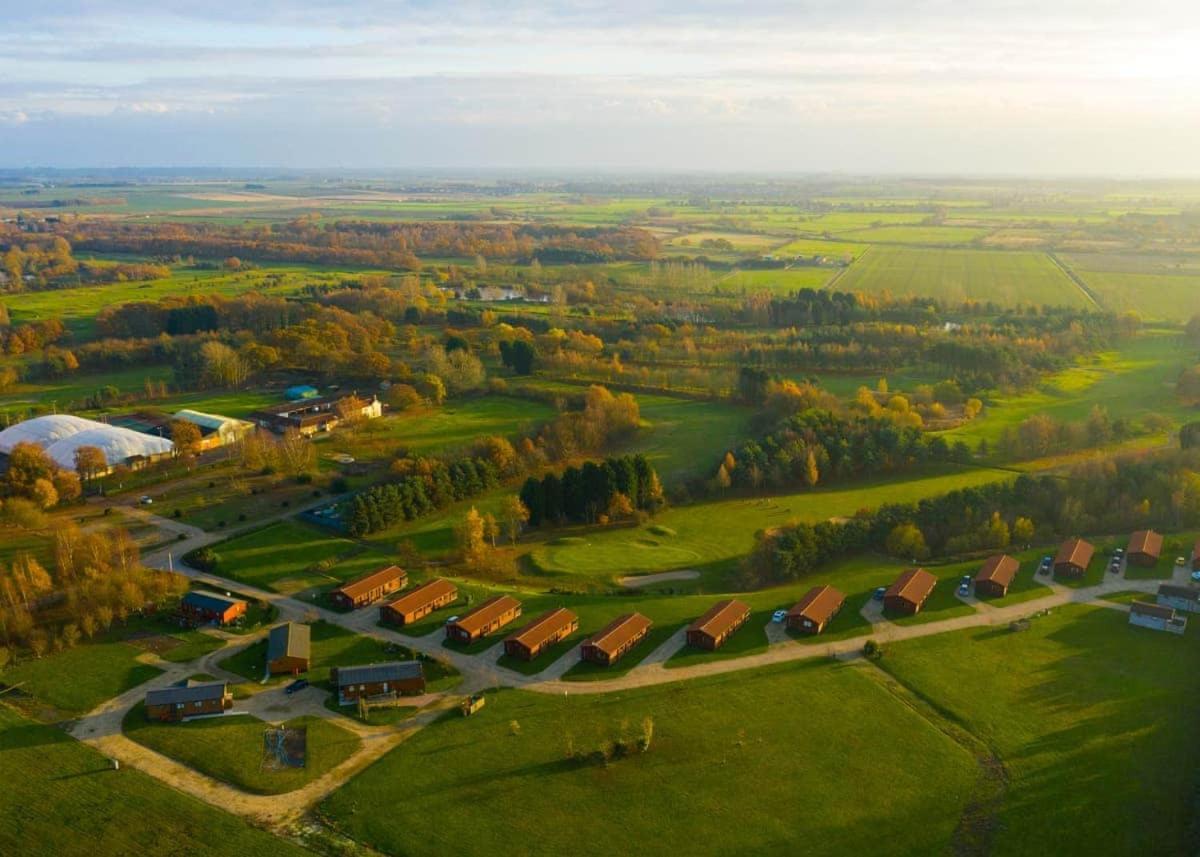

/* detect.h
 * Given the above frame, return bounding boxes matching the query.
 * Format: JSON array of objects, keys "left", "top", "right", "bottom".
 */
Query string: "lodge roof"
[
  {"left": 181, "top": 590, "right": 246, "bottom": 614},
  {"left": 334, "top": 565, "right": 406, "bottom": 601},
  {"left": 451, "top": 595, "right": 521, "bottom": 635},
  {"left": 333, "top": 661, "right": 423, "bottom": 687},
  {"left": 975, "top": 554, "right": 1019, "bottom": 587},
  {"left": 267, "top": 622, "right": 311, "bottom": 663},
  {"left": 1127, "top": 529, "right": 1163, "bottom": 558},
  {"left": 1054, "top": 537, "right": 1094, "bottom": 569},
  {"left": 145, "top": 681, "right": 228, "bottom": 707},
  {"left": 505, "top": 608, "right": 577, "bottom": 650},
  {"left": 786, "top": 585, "right": 845, "bottom": 625},
  {"left": 687, "top": 599, "right": 750, "bottom": 638},
  {"left": 885, "top": 568, "right": 937, "bottom": 604},
  {"left": 383, "top": 578, "right": 457, "bottom": 614},
  {"left": 1131, "top": 600, "right": 1176, "bottom": 620}
]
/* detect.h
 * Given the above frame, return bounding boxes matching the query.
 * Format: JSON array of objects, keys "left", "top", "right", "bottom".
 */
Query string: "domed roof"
[{"left": 0, "top": 414, "right": 102, "bottom": 455}]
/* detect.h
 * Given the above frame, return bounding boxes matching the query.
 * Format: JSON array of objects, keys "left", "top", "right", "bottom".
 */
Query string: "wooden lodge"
[
  {"left": 502, "top": 608, "right": 579, "bottom": 661},
  {"left": 686, "top": 599, "right": 751, "bottom": 650},
  {"left": 884, "top": 568, "right": 937, "bottom": 615},
  {"left": 1129, "top": 600, "right": 1187, "bottom": 635},
  {"left": 1126, "top": 530, "right": 1163, "bottom": 567},
  {"left": 974, "top": 554, "right": 1019, "bottom": 598},
  {"left": 330, "top": 565, "right": 407, "bottom": 610},
  {"left": 786, "top": 585, "right": 845, "bottom": 635},
  {"left": 267, "top": 622, "right": 311, "bottom": 675},
  {"left": 332, "top": 661, "right": 425, "bottom": 705},
  {"left": 1157, "top": 584, "right": 1200, "bottom": 614},
  {"left": 1053, "top": 538, "right": 1094, "bottom": 579},
  {"left": 580, "top": 613, "right": 653, "bottom": 666},
  {"left": 445, "top": 595, "right": 522, "bottom": 644},
  {"left": 379, "top": 578, "right": 458, "bottom": 626},
  {"left": 145, "top": 681, "right": 232, "bottom": 722},
  {"left": 179, "top": 590, "right": 247, "bottom": 627}
]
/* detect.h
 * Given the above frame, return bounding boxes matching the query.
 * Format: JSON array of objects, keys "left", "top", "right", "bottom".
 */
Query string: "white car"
[
  {"left": 771, "top": 609, "right": 787, "bottom": 623},
  {"left": 138, "top": 495, "right": 153, "bottom": 506}
]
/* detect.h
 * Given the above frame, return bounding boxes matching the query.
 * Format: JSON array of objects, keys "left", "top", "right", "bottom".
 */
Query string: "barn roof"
[
  {"left": 1127, "top": 530, "right": 1163, "bottom": 558},
  {"left": 146, "top": 681, "right": 228, "bottom": 707},
  {"left": 333, "top": 661, "right": 423, "bottom": 687},
  {"left": 885, "top": 568, "right": 937, "bottom": 604},
  {"left": 267, "top": 622, "right": 311, "bottom": 663},
  {"left": 181, "top": 590, "right": 246, "bottom": 614},
  {"left": 688, "top": 599, "right": 750, "bottom": 638},
  {"left": 1158, "top": 584, "right": 1200, "bottom": 603},
  {"left": 1131, "top": 601, "right": 1176, "bottom": 620},
  {"left": 584, "top": 613, "right": 653, "bottom": 657},
  {"left": 450, "top": 595, "right": 521, "bottom": 635},
  {"left": 383, "top": 578, "right": 457, "bottom": 614},
  {"left": 505, "top": 608, "right": 577, "bottom": 650},
  {"left": 333, "top": 565, "right": 406, "bottom": 601},
  {"left": 975, "top": 554, "right": 1019, "bottom": 587},
  {"left": 1054, "top": 538, "right": 1094, "bottom": 569},
  {"left": 787, "top": 585, "right": 845, "bottom": 625}
]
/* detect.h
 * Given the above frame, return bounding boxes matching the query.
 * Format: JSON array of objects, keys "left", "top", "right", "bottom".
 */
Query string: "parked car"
[
  {"left": 873, "top": 586, "right": 887, "bottom": 601},
  {"left": 771, "top": 609, "right": 787, "bottom": 623},
  {"left": 1191, "top": 570, "right": 1200, "bottom": 582},
  {"left": 1038, "top": 556, "right": 1052, "bottom": 575},
  {"left": 960, "top": 575, "right": 972, "bottom": 587},
  {"left": 1113, "top": 548, "right": 1124, "bottom": 557},
  {"left": 284, "top": 679, "right": 309, "bottom": 695},
  {"left": 1176, "top": 556, "right": 1187, "bottom": 566},
  {"left": 445, "top": 615, "right": 460, "bottom": 625},
  {"left": 138, "top": 495, "right": 153, "bottom": 505},
  {"left": 958, "top": 583, "right": 970, "bottom": 596}
]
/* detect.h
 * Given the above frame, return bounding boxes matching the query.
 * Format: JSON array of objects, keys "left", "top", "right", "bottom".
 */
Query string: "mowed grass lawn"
[
  {"left": 0, "top": 706, "right": 308, "bottom": 856},
  {"left": 530, "top": 466, "right": 1015, "bottom": 584},
  {"left": 0, "top": 641, "right": 163, "bottom": 716},
  {"left": 620, "top": 394, "right": 753, "bottom": 483},
  {"left": 206, "top": 519, "right": 391, "bottom": 593},
  {"left": 123, "top": 707, "right": 360, "bottom": 794},
  {"left": 835, "top": 246, "right": 1085, "bottom": 307},
  {"left": 881, "top": 604, "right": 1200, "bottom": 856},
  {"left": 320, "top": 662, "right": 980, "bottom": 857}
]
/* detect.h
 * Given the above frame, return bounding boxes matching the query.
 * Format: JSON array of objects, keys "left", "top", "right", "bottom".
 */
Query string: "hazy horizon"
[{"left": 3, "top": 1, "right": 1199, "bottom": 175}]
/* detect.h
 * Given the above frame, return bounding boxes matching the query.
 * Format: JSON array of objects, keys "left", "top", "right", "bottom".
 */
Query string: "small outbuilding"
[
  {"left": 179, "top": 590, "right": 247, "bottom": 626},
  {"left": 267, "top": 622, "right": 311, "bottom": 675},
  {"left": 974, "top": 554, "right": 1020, "bottom": 598},
  {"left": 1126, "top": 530, "right": 1163, "bottom": 567},
  {"left": 786, "top": 585, "right": 845, "bottom": 635},
  {"left": 884, "top": 568, "right": 937, "bottom": 615},
  {"left": 686, "top": 599, "right": 751, "bottom": 650},
  {"left": 380, "top": 578, "right": 458, "bottom": 626},
  {"left": 445, "top": 595, "right": 522, "bottom": 644},
  {"left": 330, "top": 565, "right": 407, "bottom": 610},
  {"left": 1129, "top": 600, "right": 1187, "bottom": 635},
  {"left": 502, "top": 608, "right": 579, "bottom": 661},
  {"left": 580, "top": 613, "right": 653, "bottom": 666},
  {"left": 1053, "top": 538, "right": 1095, "bottom": 579},
  {"left": 145, "top": 681, "right": 232, "bottom": 722},
  {"left": 332, "top": 661, "right": 425, "bottom": 705},
  {"left": 1157, "top": 584, "right": 1200, "bottom": 614}
]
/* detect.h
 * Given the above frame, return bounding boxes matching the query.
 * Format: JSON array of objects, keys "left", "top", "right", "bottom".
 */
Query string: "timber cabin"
[
  {"left": 686, "top": 599, "right": 751, "bottom": 650},
  {"left": 1053, "top": 538, "right": 1094, "bottom": 579},
  {"left": 144, "top": 681, "right": 232, "bottom": 722},
  {"left": 445, "top": 595, "right": 522, "bottom": 644},
  {"left": 974, "top": 555, "right": 1019, "bottom": 598},
  {"left": 502, "top": 608, "right": 579, "bottom": 661},
  {"left": 379, "top": 578, "right": 458, "bottom": 626},
  {"left": 580, "top": 613, "right": 653, "bottom": 666},
  {"left": 179, "top": 590, "right": 247, "bottom": 626},
  {"left": 786, "top": 585, "right": 845, "bottom": 635},
  {"left": 330, "top": 565, "right": 407, "bottom": 610},
  {"left": 1129, "top": 600, "right": 1187, "bottom": 635},
  {"left": 1126, "top": 530, "right": 1163, "bottom": 567},
  {"left": 267, "top": 622, "right": 311, "bottom": 675},
  {"left": 332, "top": 661, "right": 425, "bottom": 704},
  {"left": 884, "top": 568, "right": 937, "bottom": 615}
]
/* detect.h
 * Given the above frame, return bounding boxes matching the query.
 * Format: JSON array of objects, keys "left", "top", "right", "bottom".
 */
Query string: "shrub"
[
  {"left": 862, "top": 639, "right": 883, "bottom": 660},
  {"left": 184, "top": 546, "right": 219, "bottom": 572}
]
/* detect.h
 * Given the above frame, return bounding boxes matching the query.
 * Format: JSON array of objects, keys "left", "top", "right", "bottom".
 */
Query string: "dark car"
[{"left": 284, "top": 679, "right": 309, "bottom": 695}]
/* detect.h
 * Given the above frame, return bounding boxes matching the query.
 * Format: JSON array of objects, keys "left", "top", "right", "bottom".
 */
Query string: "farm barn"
[
  {"left": 144, "top": 681, "right": 232, "bottom": 722},
  {"left": 502, "top": 608, "right": 579, "bottom": 661},
  {"left": 1053, "top": 538, "right": 1095, "bottom": 579},
  {"left": 267, "top": 623, "right": 311, "bottom": 675},
  {"left": 445, "top": 595, "right": 522, "bottom": 644},
  {"left": 974, "top": 554, "right": 1019, "bottom": 598},
  {"left": 379, "top": 578, "right": 458, "bottom": 626},
  {"left": 581, "top": 613, "right": 653, "bottom": 666},
  {"left": 330, "top": 565, "right": 407, "bottom": 610},
  {"left": 1129, "top": 601, "right": 1187, "bottom": 635},
  {"left": 1157, "top": 584, "right": 1200, "bottom": 614},
  {"left": 179, "top": 590, "right": 247, "bottom": 626},
  {"left": 686, "top": 599, "right": 751, "bottom": 650},
  {"left": 884, "top": 568, "right": 937, "bottom": 615},
  {"left": 1126, "top": 530, "right": 1163, "bottom": 567},
  {"left": 251, "top": 392, "right": 382, "bottom": 436},
  {"left": 332, "top": 662, "right": 425, "bottom": 705},
  {"left": 786, "top": 585, "right": 845, "bottom": 635}
]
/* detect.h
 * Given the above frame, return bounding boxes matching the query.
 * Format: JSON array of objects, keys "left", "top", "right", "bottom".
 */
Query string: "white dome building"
[{"left": 0, "top": 414, "right": 174, "bottom": 471}]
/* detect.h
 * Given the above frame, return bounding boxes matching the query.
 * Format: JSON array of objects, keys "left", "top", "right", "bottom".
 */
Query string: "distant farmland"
[
  {"left": 835, "top": 246, "right": 1086, "bottom": 307},
  {"left": 1061, "top": 253, "right": 1200, "bottom": 319}
]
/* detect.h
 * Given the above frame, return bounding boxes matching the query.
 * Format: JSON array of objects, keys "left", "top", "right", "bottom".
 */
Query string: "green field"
[
  {"left": 123, "top": 707, "right": 360, "bottom": 794},
  {"left": 881, "top": 604, "right": 1200, "bottom": 855},
  {"left": 835, "top": 246, "right": 1085, "bottom": 306},
  {"left": 0, "top": 706, "right": 309, "bottom": 856},
  {"left": 840, "top": 225, "right": 990, "bottom": 245},
  {"left": 1061, "top": 253, "right": 1200, "bottom": 319},
  {"left": 717, "top": 267, "right": 838, "bottom": 293},
  {"left": 620, "top": 394, "right": 753, "bottom": 483},
  {"left": 205, "top": 520, "right": 391, "bottom": 594},
  {"left": 320, "top": 662, "right": 980, "bottom": 856},
  {"left": 0, "top": 641, "right": 163, "bottom": 716}
]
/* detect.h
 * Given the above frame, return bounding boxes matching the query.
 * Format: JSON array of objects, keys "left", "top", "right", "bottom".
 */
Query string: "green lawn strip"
[
  {"left": 879, "top": 603, "right": 1200, "bottom": 856},
  {"left": 122, "top": 705, "right": 359, "bottom": 794},
  {"left": 1098, "top": 590, "right": 1143, "bottom": 604},
  {"left": 318, "top": 661, "right": 980, "bottom": 856},
  {"left": 0, "top": 705, "right": 309, "bottom": 856},
  {"left": 320, "top": 694, "right": 420, "bottom": 724},
  {"left": 156, "top": 631, "right": 226, "bottom": 664},
  {"left": 664, "top": 609, "right": 772, "bottom": 669},
  {"left": 560, "top": 624, "right": 681, "bottom": 681},
  {"left": 0, "top": 642, "right": 163, "bottom": 716}
]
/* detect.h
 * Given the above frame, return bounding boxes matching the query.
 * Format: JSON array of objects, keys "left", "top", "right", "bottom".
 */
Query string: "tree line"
[{"left": 519, "top": 454, "right": 664, "bottom": 527}]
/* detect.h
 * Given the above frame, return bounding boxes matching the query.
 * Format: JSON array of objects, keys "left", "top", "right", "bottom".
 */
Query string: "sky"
[{"left": 2, "top": 0, "right": 1200, "bottom": 174}]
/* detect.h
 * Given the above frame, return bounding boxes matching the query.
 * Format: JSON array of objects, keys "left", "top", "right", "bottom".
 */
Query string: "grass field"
[
  {"left": 620, "top": 394, "right": 753, "bottom": 483},
  {"left": 881, "top": 604, "right": 1200, "bottom": 856},
  {"left": 0, "top": 705, "right": 308, "bottom": 856},
  {"left": 835, "top": 246, "right": 1085, "bottom": 307},
  {"left": 1064, "top": 259, "right": 1200, "bottom": 319},
  {"left": 320, "top": 661, "right": 981, "bottom": 856},
  {"left": 0, "top": 641, "right": 163, "bottom": 716},
  {"left": 840, "top": 225, "right": 989, "bottom": 245},
  {"left": 123, "top": 707, "right": 360, "bottom": 794},
  {"left": 206, "top": 520, "right": 391, "bottom": 594},
  {"left": 717, "top": 266, "right": 837, "bottom": 293}
]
